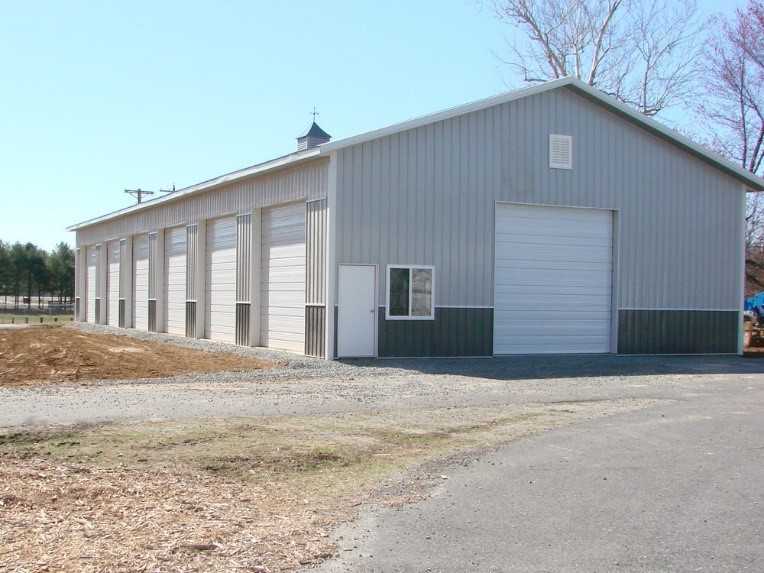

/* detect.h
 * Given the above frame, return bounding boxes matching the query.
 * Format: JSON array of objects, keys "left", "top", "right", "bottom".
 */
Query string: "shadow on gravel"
[{"left": 340, "top": 354, "right": 764, "bottom": 380}]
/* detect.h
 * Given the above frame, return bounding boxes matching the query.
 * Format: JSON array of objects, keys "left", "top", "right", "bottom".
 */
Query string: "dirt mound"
[{"left": 0, "top": 326, "right": 274, "bottom": 387}]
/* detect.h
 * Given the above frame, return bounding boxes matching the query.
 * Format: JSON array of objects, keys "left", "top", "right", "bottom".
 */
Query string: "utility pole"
[
  {"left": 125, "top": 185, "right": 175, "bottom": 204},
  {"left": 124, "top": 188, "right": 154, "bottom": 204}
]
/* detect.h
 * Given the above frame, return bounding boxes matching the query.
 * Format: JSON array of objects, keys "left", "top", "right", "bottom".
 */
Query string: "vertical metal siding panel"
[
  {"left": 416, "top": 126, "right": 427, "bottom": 265},
  {"left": 306, "top": 206, "right": 314, "bottom": 304},
  {"left": 360, "top": 141, "right": 372, "bottom": 261},
  {"left": 387, "top": 135, "right": 400, "bottom": 285},
  {"left": 305, "top": 200, "right": 327, "bottom": 305},
  {"left": 118, "top": 240, "right": 126, "bottom": 299},
  {"left": 458, "top": 115, "right": 470, "bottom": 305},
  {"left": 473, "top": 111, "right": 483, "bottom": 304},
  {"left": 186, "top": 225, "right": 197, "bottom": 301},
  {"left": 369, "top": 139, "right": 382, "bottom": 264},
  {"left": 482, "top": 107, "right": 493, "bottom": 305},
  {"left": 236, "top": 213, "right": 252, "bottom": 302},
  {"left": 351, "top": 146, "right": 363, "bottom": 262},
  {"left": 404, "top": 131, "right": 414, "bottom": 266},
  {"left": 148, "top": 233, "right": 157, "bottom": 300}
]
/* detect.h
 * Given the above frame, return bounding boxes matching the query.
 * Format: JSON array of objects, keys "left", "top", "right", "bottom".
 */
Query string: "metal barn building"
[{"left": 68, "top": 78, "right": 764, "bottom": 358}]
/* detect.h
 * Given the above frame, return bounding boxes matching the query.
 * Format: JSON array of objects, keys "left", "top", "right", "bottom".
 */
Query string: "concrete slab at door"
[{"left": 338, "top": 265, "right": 376, "bottom": 357}]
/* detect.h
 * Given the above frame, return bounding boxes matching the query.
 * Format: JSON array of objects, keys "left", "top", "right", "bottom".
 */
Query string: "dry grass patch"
[{"left": 0, "top": 399, "right": 663, "bottom": 572}]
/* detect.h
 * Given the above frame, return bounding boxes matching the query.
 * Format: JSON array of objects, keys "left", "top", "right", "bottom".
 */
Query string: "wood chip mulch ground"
[{"left": 0, "top": 457, "right": 344, "bottom": 572}]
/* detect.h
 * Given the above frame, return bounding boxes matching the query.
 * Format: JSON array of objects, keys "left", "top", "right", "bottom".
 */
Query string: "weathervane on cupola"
[{"left": 297, "top": 107, "right": 331, "bottom": 151}]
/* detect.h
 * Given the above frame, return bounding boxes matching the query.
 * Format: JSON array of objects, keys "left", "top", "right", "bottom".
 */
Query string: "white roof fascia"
[
  {"left": 67, "top": 147, "right": 322, "bottom": 231},
  {"left": 319, "top": 76, "right": 764, "bottom": 192}
]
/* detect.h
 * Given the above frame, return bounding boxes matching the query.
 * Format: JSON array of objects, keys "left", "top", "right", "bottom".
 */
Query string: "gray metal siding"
[
  {"left": 305, "top": 305, "right": 326, "bottom": 357},
  {"left": 305, "top": 199, "right": 327, "bottom": 357},
  {"left": 236, "top": 214, "right": 252, "bottom": 302},
  {"left": 186, "top": 225, "right": 198, "bottom": 301},
  {"left": 334, "top": 89, "right": 744, "bottom": 316},
  {"left": 306, "top": 199, "right": 327, "bottom": 305},
  {"left": 76, "top": 159, "right": 328, "bottom": 246}
]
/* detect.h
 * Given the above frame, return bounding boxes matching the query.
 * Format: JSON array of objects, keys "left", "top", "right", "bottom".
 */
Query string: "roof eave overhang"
[{"left": 67, "top": 147, "right": 324, "bottom": 232}]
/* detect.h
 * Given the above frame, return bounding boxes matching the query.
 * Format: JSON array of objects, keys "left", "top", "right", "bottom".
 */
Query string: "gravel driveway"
[{"left": 2, "top": 323, "right": 762, "bottom": 429}]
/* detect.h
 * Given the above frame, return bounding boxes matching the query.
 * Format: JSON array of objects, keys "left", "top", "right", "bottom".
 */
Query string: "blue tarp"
[{"left": 745, "top": 292, "right": 764, "bottom": 311}]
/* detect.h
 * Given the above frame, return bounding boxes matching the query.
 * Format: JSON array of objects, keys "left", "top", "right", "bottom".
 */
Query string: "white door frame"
[{"left": 338, "top": 264, "right": 377, "bottom": 358}]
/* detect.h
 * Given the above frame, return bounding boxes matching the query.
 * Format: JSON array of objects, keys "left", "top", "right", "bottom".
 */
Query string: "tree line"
[{"left": 0, "top": 241, "right": 75, "bottom": 308}]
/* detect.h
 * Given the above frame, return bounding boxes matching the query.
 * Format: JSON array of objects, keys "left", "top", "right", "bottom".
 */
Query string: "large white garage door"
[
  {"left": 494, "top": 204, "right": 613, "bottom": 354},
  {"left": 86, "top": 246, "right": 97, "bottom": 323},
  {"left": 133, "top": 235, "right": 149, "bottom": 331},
  {"left": 164, "top": 226, "right": 187, "bottom": 336},
  {"left": 205, "top": 217, "right": 237, "bottom": 342},
  {"left": 106, "top": 241, "right": 120, "bottom": 326},
  {"left": 261, "top": 203, "right": 306, "bottom": 353}
]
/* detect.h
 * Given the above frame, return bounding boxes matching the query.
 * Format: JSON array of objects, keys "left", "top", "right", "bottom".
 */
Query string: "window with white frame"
[{"left": 386, "top": 265, "right": 434, "bottom": 320}]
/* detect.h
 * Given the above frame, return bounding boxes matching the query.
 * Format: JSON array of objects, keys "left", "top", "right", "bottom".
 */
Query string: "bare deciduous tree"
[
  {"left": 488, "top": 0, "right": 703, "bottom": 116},
  {"left": 700, "top": 0, "right": 764, "bottom": 269},
  {"left": 701, "top": 0, "right": 764, "bottom": 177}
]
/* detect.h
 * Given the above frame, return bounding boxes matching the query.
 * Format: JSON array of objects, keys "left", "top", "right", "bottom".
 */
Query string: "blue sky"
[{"left": 0, "top": 0, "right": 745, "bottom": 251}]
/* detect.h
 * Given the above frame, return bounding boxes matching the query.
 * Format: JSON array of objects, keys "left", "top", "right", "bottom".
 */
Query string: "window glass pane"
[
  {"left": 389, "top": 267, "right": 410, "bottom": 316},
  {"left": 411, "top": 268, "right": 432, "bottom": 316}
]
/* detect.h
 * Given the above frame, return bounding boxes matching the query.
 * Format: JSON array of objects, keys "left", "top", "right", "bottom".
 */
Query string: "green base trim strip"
[
  {"left": 617, "top": 309, "right": 738, "bottom": 354},
  {"left": 378, "top": 307, "right": 493, "bottom": 358}
]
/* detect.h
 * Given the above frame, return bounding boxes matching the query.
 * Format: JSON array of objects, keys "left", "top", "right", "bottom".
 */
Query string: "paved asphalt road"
[{"left": 311, "top": 372, "right": 763, "bottom": 573}]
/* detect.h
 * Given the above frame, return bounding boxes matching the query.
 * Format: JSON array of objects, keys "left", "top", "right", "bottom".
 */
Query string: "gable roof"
[
  {"left": 69, "top": 77, "right": 763, "bottom": 232},
  {"left": 320, "top": 77, "right": 764, "bottom": 192}
]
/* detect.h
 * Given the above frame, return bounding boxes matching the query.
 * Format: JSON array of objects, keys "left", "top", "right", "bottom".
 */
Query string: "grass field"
[{"left": 0, "top": 313, "right": 74, "bottom": 324}]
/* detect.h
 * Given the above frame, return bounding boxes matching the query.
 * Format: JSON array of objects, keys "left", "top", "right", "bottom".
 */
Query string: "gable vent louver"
[{"left": 549, "top": 134, "right": 573, "bottom": 170}]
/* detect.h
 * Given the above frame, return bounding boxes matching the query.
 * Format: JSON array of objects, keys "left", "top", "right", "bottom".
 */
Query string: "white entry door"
[{"left": 338, "top": 265, "right": 376, "bottom": 357}]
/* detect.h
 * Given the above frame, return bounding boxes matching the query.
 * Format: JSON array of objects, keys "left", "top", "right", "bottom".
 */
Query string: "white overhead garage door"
[
  {"left": 494, "top": 204, "right": 613, "bottom": 354},
  {"left": 261, "top": 202, "right": 306, "bottom": 353},
  {"left": 164, "top": 226, "right": 187, "bottom": 336},
  {"left": 106, "top": 241, "right": 120, "bottom": 326},
  {"left": 133, "top": 235, "right": 149, "bottom": 331},
  {"left": 86, "top": 246, "right": 97, "bottom": 323},
  {"left": 205, "top": 216, "right": 237, "bottom": 343}
]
